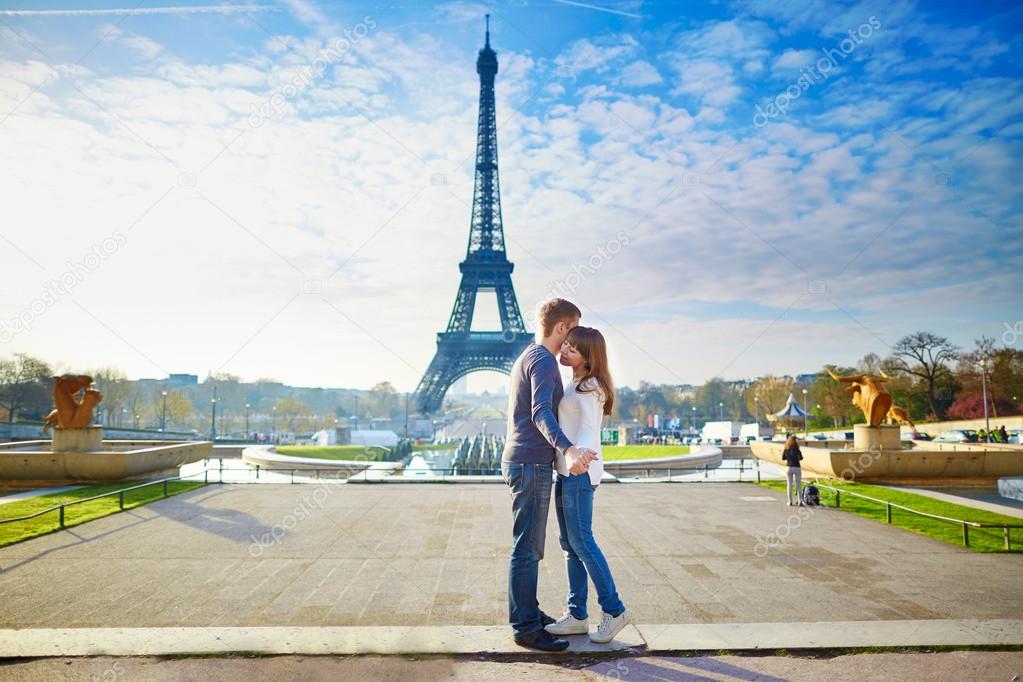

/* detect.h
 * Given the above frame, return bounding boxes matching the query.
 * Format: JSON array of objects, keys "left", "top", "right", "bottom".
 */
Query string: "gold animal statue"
[
  {"left": 827, "top": 368, "right": 894, "bottom": 426},
  {"left": 827, "top": 368, "right": 916, "bottom": 428},
  {"left": 41, "top": 374, "right": 103, "bottom": 435},
  {"left": 886, "top": 404, "right": 916, "bottom": 429}
]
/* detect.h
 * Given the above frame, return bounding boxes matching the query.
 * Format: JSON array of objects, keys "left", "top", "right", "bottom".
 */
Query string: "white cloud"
[
  {"left": 0, "top": 5, "right": 278, "bottom": 17},
  {"left": 554, "top": 35, "right": 638, "bottom": 78},
  {"left": 772, "top": 48, "right": 816, "bottom": 72},
  {"left": 0, "top": 10, "right": 1019, "bottom": 391},
  {"left": 613, "top": 60, "right": 662, "bottom": 87}
]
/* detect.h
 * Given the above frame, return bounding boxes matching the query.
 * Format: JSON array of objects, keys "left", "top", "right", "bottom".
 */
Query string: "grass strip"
[
  {"left": 759, "top": 479, "right": 1022, "bottom": 552},
  {"left": 0, "top": 480, "right": 206, "bottom": 547}
]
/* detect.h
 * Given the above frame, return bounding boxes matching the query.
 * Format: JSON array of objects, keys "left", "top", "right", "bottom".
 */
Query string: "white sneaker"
[
  {"left": 544, "top": 612, "right": 588, "bottom": 636},
  {"left": 589, "top": 609, "right": 632, "bottom": 643}
]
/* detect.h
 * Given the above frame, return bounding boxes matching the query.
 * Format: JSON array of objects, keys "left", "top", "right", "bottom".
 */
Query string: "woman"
[
  {"left": 782, "top": 434, "right": 803, "bottom": 506},
  {"left": 545, "top": 326, "right": 631, "bottom": 643}
]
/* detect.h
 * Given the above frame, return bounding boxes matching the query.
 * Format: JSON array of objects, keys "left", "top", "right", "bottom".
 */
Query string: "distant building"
[
  {"left": 166, "top": 373, "right": 199, "bottom": 387},
  {"left": 674, "top": 384, "right": 696, "bottom": 400},
  {"left": 794, "top": 373, "right": 817, "bottom": 385}
]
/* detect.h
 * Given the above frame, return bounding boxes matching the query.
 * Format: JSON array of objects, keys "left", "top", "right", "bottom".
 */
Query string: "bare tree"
[
  {"left": 890, "top": 332, "right": 959, "bottom": 420},
  {"left": 0, "top": 353, "right": 52, "bottom": 427}
]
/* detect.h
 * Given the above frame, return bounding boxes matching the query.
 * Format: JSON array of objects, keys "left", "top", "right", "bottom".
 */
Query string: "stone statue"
[
  {"left": 42, "top": 374, "right": 103, "bottom": 435},
  {"left": 827, "top": 369, "right": 893, "bottom": 426}
]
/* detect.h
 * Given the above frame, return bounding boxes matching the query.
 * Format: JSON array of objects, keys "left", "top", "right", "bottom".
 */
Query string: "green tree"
[
  {"left": 274, "top": 397, "right": 313, "bottom": 432},
  {"left": 157, "top": 390, "right": 194, "bottom": 431}
]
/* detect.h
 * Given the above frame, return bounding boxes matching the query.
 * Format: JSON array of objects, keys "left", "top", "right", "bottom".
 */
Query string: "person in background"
[
  {"left": 782, "top": 434, "right": 803, "bottom": 506},
  {"left": 999, "top": 425, "right": 1009, "bottom": 443}
]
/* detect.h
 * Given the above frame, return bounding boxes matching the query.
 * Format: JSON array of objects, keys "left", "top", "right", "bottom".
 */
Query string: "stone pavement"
[
  {"left": 1, "top": 651, "right": 1022, "bottom": 681},
  {"left": 0, "top": 482, "right": 1021, "bottom": 632}
]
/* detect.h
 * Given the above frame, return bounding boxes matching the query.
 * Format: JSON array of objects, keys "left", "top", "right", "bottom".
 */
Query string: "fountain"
[
  {"left": 0, "top": 374, "right": 211, "bottom": 488},
  {"left": 751, "top": 369, "right": 1023, "bottom": 485}
]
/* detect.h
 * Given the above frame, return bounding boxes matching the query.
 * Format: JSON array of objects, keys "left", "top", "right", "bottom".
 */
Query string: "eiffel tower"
[{"left": 415, "top": 16, "right": 532, "bottom": 414}]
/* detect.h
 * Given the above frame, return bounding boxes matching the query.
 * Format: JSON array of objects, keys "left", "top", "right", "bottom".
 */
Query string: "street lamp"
[
  {"left": 404, "top": 392, "right": 410, "bottom": 439},
  {"left": 121, "top": 407, "right": 126, "bottom": 428},
  {"left": 210, "top": 397, "right": 217, "bottom": 440},
  {"left": 691, "top": 405, "right": 696, "bottom": 432},
  {"left": 802, "top": 388, "right": 809, "bottom": 438},
  {"left": 980, "top": 357, "right": 990, "bottom": 442},
  {"left": 134, "top": 413, "right": 139, "bottom": 430},
  {"left": 353, "top": 395, "right": 359, "bottom": 431},
  {"left": 245, "top": 403, "right": 251, "bottom": 439},
  {"left": 718, "top": 401, "right": 723, "bottom": 422},
  {"left": 161, "top": 391, "right": 168, "bottom": 436},
  {"left": 753, "top": 396, "right": 759, "bottom": 426},
  {"left": 271, "top": 406, "right": 277, "bottom": 439}
]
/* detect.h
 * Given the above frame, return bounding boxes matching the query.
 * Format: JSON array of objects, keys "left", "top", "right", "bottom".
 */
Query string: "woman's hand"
[{"left": 566, "top": 445, "right": 598, "bottom": 475}]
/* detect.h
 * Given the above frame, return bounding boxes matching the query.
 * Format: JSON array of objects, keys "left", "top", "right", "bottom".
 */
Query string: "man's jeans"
[
  {"left": 501, "top": 461, "right": 553, "bottom": 636},
  {"left": 554, "top": 472, "right": 625, "bottom": 620}
]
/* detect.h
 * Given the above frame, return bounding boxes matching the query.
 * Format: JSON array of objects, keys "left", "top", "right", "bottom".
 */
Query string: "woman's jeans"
[
  {"left": 501, "top": 461, "right": 553, "bottom": 636},
  {"left": 786, "top": 466, "right": 802, "bottom": 504},
  {"left": 555, "top": 472, "right": 624, "bottom": 620}
]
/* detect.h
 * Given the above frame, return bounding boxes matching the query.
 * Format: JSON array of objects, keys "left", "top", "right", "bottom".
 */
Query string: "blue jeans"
[
  {"left": 555, "top": 473, "right": 624, "bottom": 620},
  {"left": 501, "top": 461, "right": 553, "bottom": 636}
]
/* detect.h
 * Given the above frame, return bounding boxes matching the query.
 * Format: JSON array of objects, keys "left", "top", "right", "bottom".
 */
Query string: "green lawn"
[
  {"left": 600, "top": 445, "right": 691, "bottom": 462},
  {"left": 758, "top": 479, "right": 1022, "bottom": 552},
  {"left": 276, "top": 445, "right": 392, "bottom": 461},
  {"left": 0, "top": 480, "right": 206, "bottom": 547},
  {"left": 412, "top": 443, "right": 460, "bottom": 452}
]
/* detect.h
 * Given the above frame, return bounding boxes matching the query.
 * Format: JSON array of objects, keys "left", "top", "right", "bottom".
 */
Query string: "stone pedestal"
[
  {"left": 998, "top": 477, "right": 1023, "bottom": 502},
  {"left": 853, "top": 424, "right": 901, "bottom": 451},
  {"left": 52, "top": 426, "right": 103, "bottom": 452}
]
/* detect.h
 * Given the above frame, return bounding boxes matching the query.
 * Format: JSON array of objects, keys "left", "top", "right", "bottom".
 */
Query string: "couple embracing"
[{"left": 501, "top": 298, "right": 631, "bottom": 651}]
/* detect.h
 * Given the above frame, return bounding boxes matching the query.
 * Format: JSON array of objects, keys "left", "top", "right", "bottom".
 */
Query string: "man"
[{"left": 501, "top": 298, "right": 597, "bottom": 651}]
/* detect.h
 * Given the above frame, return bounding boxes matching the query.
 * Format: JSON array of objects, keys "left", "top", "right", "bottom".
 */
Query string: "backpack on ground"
[{"left": 801, "top": 483, "right": 820, "bottom": 506}]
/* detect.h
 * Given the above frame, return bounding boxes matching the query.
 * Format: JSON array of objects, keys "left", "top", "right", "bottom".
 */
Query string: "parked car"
[
  {"left": 910, "top": 431, "right": 932, "bottom": 441},
  {"left": 934, "top": 429, "right": 976, "bottom": 443},
  {"left": 1007, "top": 429, "right": 1022, "bottom": 445},
  {"left": 811, "top": 434, "right": 828, "bottom": 441}
]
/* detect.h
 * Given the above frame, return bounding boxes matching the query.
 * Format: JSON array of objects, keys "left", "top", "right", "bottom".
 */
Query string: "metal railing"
[
  {"left": 0, "top": 466, "right": 220, "bottom": 530},
  {"left": 815, "top": 483, "right": 1023, "bottom": 550},
  {"left": 0, "top": 460, "right": 378, "bottom": 534},
  {"left": 604, "top": 459, "right": 762, "bottom": 481},
  {"left": 0, "top": 459, "right": 768, "bottom": 535}
]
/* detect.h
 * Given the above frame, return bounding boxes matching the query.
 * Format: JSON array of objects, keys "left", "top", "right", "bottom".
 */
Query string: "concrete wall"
[
  {"left": 1, "top": 422, "right": 196, "bottom": 442},
  {"left": 813, "top": 415, "right": 1022, "bottom": 438},
  {"left": 751, "top": 440, "right": 1023, "bottom": 485}
]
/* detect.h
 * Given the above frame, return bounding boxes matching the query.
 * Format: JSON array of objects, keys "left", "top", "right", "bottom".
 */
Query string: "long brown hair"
[
  {"left": 785, "top": 434, "right": 799, "bottom": 449},
  {"left": 566, "top": 326, "right": 615, "bottom": 416}
]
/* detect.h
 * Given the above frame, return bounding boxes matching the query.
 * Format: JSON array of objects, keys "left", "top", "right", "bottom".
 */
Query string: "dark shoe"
[
  {"left": 514, "top": 629, "right": 570, "bottom": 652},
  {"left": 539, "top": 610, "right": 556, "bottom": 627}
]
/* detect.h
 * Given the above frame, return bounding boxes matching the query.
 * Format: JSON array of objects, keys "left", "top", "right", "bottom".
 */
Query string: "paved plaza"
[{"left": 0, "top": 482, "right": 1021, "bottom": 630}]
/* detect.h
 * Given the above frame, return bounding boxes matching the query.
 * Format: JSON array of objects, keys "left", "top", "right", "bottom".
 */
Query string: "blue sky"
[{"left": 0, "top": 0, "right": 1020, "bottom": 392}]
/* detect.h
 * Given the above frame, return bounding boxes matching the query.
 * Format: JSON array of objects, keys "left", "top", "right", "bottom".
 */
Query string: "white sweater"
[{"left": 555, "top": 377, "right": 605, "bottom": 486}]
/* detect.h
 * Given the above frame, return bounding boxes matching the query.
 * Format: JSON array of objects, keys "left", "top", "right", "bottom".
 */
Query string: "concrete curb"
[
  {"left": 1, "top": 620, "right": 1020, "bottom": 658},
  {"left": 0, "top": 625, "right": 644, "bottom": 657}
]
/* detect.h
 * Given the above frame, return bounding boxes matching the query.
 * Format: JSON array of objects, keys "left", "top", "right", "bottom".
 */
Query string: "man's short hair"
[{"left": 537, "top": 298, "right": 581, "bottom": 337}]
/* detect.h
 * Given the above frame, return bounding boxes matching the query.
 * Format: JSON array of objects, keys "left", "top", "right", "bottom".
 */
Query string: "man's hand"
[{"left": 565, "top": 446, "right": 598, "bottom": 475}]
